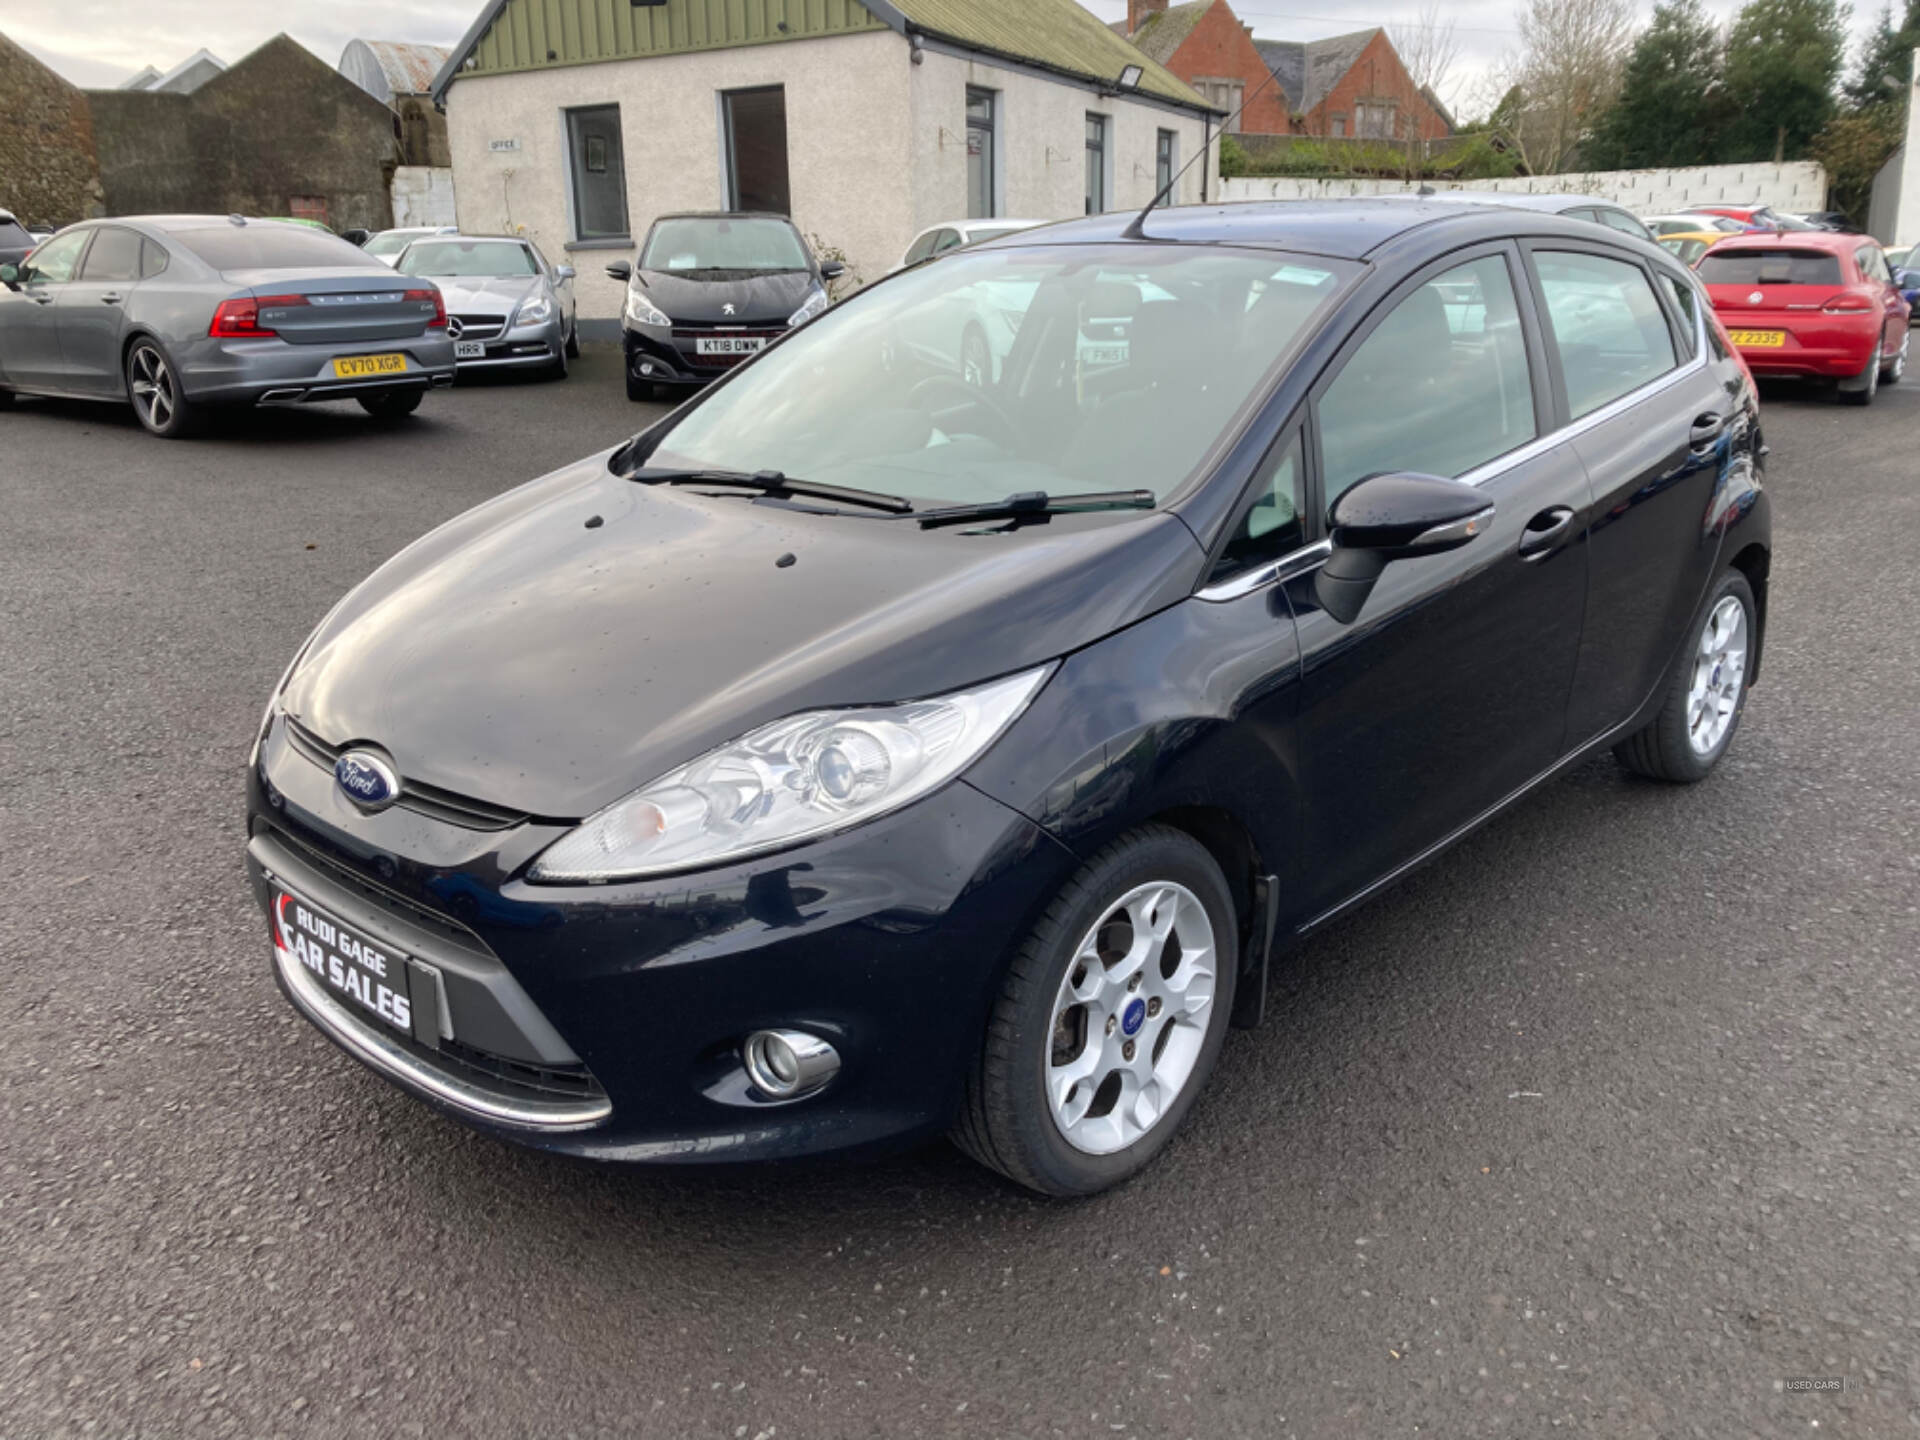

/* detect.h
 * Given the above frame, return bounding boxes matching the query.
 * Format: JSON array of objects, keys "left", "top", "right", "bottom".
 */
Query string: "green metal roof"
[
  {"left": 886, "top": 0, "right": 1208, "bottom": 109},
  {"left": 434, "top": 0, "right": 1212, "bottom": 112}
]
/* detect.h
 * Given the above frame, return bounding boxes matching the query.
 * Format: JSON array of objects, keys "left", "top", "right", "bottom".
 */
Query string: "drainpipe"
[{"left": 1203, "top": 115, "right": 1211, "bottom": 203}]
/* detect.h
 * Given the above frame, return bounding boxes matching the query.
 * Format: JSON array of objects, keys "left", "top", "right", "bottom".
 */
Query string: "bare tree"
[
  {"left": 1492, "top": 0, "right": 1638, "bottom": 174},
  {"left": 1391, "top": 3, "right": 1462, "bottom": 176}
]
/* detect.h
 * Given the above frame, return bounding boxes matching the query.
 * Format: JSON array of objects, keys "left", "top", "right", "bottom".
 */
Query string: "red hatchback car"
[{"left": 1697, "top": 231, "right": 1911, "bottom": 404}]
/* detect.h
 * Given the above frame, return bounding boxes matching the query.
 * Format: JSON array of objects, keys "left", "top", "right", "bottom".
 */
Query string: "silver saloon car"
[
  {"left": 0, "top": 216, "right": 456, "bottom": 437},
  {"left": 393, "top": 235, "right": 577, "bottom": 379}
]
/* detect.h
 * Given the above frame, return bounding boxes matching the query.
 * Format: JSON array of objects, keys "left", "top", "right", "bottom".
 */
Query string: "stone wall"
[
  {"left": 0, "top": 32, "right": 104, "bottom": 225},
  {"left": 391, "top": 166, "right": 456, "bottom": 227},
  {"left": 85, "top": 34, "right": 399, "bottom": 230},
  {"left": 1220, "top": 160, "right": 1829, "bottom": 215}
]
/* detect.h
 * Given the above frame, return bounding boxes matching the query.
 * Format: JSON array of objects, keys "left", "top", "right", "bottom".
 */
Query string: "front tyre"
[
  {"left": 126, "top": 339, "right": 199, "bottom": 438},
  {"left": 1614, "top": 568, "right": 1756, "bottom": 783},
  {"left": 955, "top": 824, "right": 1237, "bottom": 1196}
]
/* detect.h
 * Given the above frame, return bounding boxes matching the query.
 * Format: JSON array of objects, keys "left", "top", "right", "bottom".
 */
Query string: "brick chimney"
[{"left": 1128, "top": 0, "right": 1169, "bottom": 36}]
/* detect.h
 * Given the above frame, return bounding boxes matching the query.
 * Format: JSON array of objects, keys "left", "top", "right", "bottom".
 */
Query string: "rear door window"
[
  {"left": 1535, "top": 251, "right": 1678, "bottom": 418},
  {"left": 1317, "top": 253, "right": 1537, "bottom": 502},
  {"left": 1696, "top": 249, "right": 1842, "bottom": 286},
  {"left": 174, "top": 226, "right": 379, "bottom": 271},
  {"left": 78, "top": 226, "right": 143, "bottom": 282}
]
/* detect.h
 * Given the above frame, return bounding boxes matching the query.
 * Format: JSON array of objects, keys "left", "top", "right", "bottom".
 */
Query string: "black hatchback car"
[
  {"left": 248, "top": 200, "right": 1769, "bottom": 1196},
  {"left": 608, "top": 211, "right": 844, "bottom": 401}
]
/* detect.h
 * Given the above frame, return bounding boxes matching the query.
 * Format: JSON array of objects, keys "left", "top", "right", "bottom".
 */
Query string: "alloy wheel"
[
  {"left": 1045, "top": 880, "right": 1217, "bottom": 1155},
  {"left": 1686, "top": 594, "right": 1747, "bottom": 756},
  {"left": 129, "top": 345, "right": 176, "bottom": 431}
]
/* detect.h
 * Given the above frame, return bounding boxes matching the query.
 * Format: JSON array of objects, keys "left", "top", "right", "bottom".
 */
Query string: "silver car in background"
[
  {"left": 0, "top": 216, "right": 455, "bottom": 437},
  {"left": 393, "top": 235, "right": 577, "bottom": 380},
  {"left": 361, "top": 225, "right": 458, "bottom": 265}
]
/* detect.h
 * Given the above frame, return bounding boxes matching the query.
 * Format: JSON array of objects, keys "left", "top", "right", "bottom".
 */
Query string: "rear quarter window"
[
  {"left": 174, "top": 226, "right": 383, "bottom": 271},
  {"left": 1697, "top": 249, "right": 1842, "bottom": 286}
]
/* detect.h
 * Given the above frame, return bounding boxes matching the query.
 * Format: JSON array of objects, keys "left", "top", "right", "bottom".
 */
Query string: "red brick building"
[
  {"left": 1253, "top": 28, "right": 1451, "bottom": 143},
  {"left": 1111, "top": 0, "right": 1290, "bottom": 136}
]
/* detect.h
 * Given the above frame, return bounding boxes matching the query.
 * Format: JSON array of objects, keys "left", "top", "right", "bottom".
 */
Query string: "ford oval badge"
[{"left": 334, "top": 750, "right": 400, "bottom": 811}]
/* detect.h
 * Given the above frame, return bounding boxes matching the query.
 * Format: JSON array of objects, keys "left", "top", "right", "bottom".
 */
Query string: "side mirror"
[
  {"left": 0, "top": 263, "right": 18, "bottom": 290},
  {"left": 554, "top": 264, "right": 576, "bottom": 282},
  {"left": 1896, "top": 269, "right": 1918, "bottom": 288},
  {"left": 821, "top": 260, "right": 847, "bottom": 280},
  {"left": 604, "top": 259, "right": 632, "bottom": 282},
  {"left": 1313, "top": 472, "right": 1494, "bottom": 624}
]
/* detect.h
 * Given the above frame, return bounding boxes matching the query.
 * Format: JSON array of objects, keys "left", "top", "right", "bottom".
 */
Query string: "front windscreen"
[
  {"left": 1697, "top": 249, "right": 1843, "bottom": 286},
  {"left": 644, "top": 243, "right": 1357, "bottom": 507},
  {"left": 641, "top": 218, "right": 808, "bottom": 273},
  {"left": 175, "top": 225, "right": 382, "bottom": 271},
  {"left": 397, "top": 241, "right": 537, "bottom": 278},
  {"left": 362, "top": 231, "right": 418, "bottom": 257}
]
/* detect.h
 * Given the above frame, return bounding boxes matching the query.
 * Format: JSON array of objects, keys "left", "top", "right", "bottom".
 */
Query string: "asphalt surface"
[{"left": 3, "top": 347, "right": 1918, "bottom": 1439}]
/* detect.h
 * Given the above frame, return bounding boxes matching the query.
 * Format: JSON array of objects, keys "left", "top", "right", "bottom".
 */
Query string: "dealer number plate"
[
  {"left": 1726, "top": 330, "right": 1786, "bottom": 348},
  {"left": 454, "top": 340, "right": 486, "bottom": 360},
  {"left": 272, "top": 890, "right": 414, "bottom": 1035},
  {"left": 694, "top": 335, "right": 766, "bottom": 356},
  {"left": 332, "top": 353, "right": 409, "bottom": 378}
]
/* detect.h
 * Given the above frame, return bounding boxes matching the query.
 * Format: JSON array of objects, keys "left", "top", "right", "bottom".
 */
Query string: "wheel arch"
[{"left": 1727, "top": 541, "right": 1769, "bottom": 685}]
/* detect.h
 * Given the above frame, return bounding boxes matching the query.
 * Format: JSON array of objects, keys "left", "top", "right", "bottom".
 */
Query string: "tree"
[
  {"left": 1586, "top": 0, "right": 1733, "bottom": 168},
  {"left": 1811, "top": 106, "right": 1903, "bottom": 223},
  {"left": 1844, "top": 0, "right": 1920, "bottom": 110},
  {"left": 1720, "top": 0, "right": 1846, "bottom": 162},
  {"left": 1391, "top": 3, "right": 1463, "bottom": 175},
  {"left": 1492, "top": 0, "right": 1638, "bottom": 173}
]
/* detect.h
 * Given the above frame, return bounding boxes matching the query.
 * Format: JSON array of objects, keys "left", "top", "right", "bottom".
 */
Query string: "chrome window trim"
[{"left": 1193, "top": 303, "right": 1706, "bottom": 604}]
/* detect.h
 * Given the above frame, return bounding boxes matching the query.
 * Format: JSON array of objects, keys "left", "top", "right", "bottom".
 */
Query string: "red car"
[{"left": 1697, "top": 231, "right": 1911, "bottom": 404}]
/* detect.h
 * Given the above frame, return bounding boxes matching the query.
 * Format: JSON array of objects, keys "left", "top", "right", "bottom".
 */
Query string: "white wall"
[
  {"left": 390, "top": 166, "right": 456, "bottom": 228},
  {"left": 906, "top": 48, "right": 1214, "bottom": 237},
  {"left": 445, "top": 32, "right": 1222, "bottom": 324},
  {"left": 1868, "top": 52, "right": 1920, "bottom": 248},
  {"left": 444, "top": 31, "right": 914, "bottom": 323},
  {"left": 1221, "top": 160, "right": 1829, "bottom": 216}
]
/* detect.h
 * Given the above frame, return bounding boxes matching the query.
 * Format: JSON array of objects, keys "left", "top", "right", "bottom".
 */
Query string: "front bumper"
[
  {"left": 179, "top": 334, "right": 458, "bottom": 404},
  {"left": 622, "top": 319, "right": 786, "bottom": 387},
  {"left": 247, "top": 713, "right": 1077, "bottom": 1163},
  {"left": 452, "top": 314, "right": 564, "bottom": 372}
]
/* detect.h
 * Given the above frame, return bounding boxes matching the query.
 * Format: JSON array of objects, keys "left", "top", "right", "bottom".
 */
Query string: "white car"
[
  {"left": 895, "top": 219, "right": 1047, "bottom": 272},
  {"left": 362, "top": 225, "right": 458, "bottom": 266},
  {"left": 1642, "top": 213, "right": 1747, "bottom": 237}
]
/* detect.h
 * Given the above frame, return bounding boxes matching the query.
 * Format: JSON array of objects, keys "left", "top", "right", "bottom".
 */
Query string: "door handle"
[
  {"left": 1518, "top": 506, "right": 1575, "bottom": 560},
  {"left": 30, "top": 293, "right": 54, "bottom": 305},
  {"left": 99, "top": 292, "right": 124, "bottom": 304},
  {"left": 1689, "top": 412, "right": 1725, "bottom": 450}
]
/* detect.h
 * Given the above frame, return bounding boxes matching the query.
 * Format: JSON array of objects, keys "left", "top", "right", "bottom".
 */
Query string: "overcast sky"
[{"left": 7, "top": 0, "right": 1885, "bottom": 118}]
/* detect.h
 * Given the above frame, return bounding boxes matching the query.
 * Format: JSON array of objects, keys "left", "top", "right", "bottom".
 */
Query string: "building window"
[
  {"left": 1196, "top": 80, "right": 1244, "bottom": 133},
  {"left": 1356, "top": 102, "right": 1397, "bottom": 139},
  {"left": 1330, "top": 115, "right": 1346, "bottom": 137},
  {"left": 966, "top": 87, "right": 997, "bottom": 220},
  {"left": 1085, "top": 113, "right": 1108, "bottom": 214},
  {"left": 722, "top": 86, "right": 791, "bottom": 215},
  {"left": 565, "top": 105, "right": 628, "bottom": 240},
  {"left": 1156, "top": 129, "right": 1176, "bottom": 198}
]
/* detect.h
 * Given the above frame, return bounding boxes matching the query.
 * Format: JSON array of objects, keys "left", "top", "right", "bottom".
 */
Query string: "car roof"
[
  {"left": 1008, "top": 198, "right": 1648, "bottom": 262},
  {"left": 652, "top": 211, "right": 797, "bottom": 224},
  {"left": 0, "top": 208, "right": 15, "bottom": 223}
]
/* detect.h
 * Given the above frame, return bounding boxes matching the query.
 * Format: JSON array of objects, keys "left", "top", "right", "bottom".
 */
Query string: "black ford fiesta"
[{"left": 248, "top": 199, "right": 1770, "bottom": 1196}]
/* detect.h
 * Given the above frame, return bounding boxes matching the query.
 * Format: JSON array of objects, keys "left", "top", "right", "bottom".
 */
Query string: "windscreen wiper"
[
  {"left": 911, "top": 489, "right": 1156, "bottom": 529},
  {"left": 627, "top": 467, "right": 914, "bottom": 515}
]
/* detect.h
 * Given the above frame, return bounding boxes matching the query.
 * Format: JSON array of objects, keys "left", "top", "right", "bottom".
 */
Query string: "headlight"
[
  {"left": 528, "top": 667, "right": 1051, "bottom": 883},
  {"left": 514, "top": 295, "right": 553, "bottom": 326},
  {"left": 788, "top": 288, "right": 829, "bottom": 328},
  {"left": 625, "top": 287, "right": 670, "bottom": 327}
]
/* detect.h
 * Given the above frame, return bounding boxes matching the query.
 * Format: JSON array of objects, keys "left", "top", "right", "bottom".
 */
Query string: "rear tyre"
[
  {"left": 1880, "top": 329, "right": 1906, "bottom": 385},
  {"left": 126, "top": 339, "right": 200, "bottom": 438},
  {"left": 0, "top": 387, "right": 15, "bottom": 409},
  {"left": 1613, "top": 568, "right": 1756, "bottom": 783},
  {"left": 954, "top": 824, "right": 1238, "bottom": 1197},
  {"left": 1839, "top": 342, "right": 1880, "bottom": 405},
  {"left": 356, "top": 388, "right": 423, "bottom": 421}
]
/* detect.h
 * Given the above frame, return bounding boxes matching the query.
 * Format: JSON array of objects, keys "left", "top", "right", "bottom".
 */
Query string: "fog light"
[
  {"left": 639, "top": 361, "right": 655, "bottom": 376},
  {"left": 743, "top": 1029, "right": 839, "bottom": 1099}
]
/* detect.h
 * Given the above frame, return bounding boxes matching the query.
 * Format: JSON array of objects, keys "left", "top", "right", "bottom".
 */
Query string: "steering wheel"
[{"left": 907, "top": 371, "right": 1018, "bottom": 446}]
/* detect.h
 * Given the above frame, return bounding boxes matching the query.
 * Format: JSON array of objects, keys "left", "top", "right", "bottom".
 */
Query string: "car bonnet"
[{"left": 279, "top": 453, "right": 1201, "bottom": 819}]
